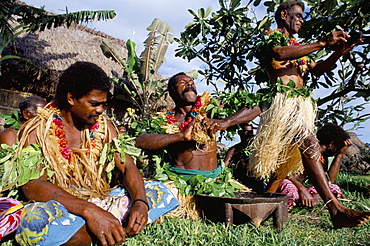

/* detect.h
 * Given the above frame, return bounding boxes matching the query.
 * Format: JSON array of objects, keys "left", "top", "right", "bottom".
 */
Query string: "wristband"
[{"left": 130, "top": 199, "right": 150, "bottom": 210}]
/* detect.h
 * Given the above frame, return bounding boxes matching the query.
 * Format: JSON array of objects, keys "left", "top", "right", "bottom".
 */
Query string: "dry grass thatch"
[
  {"left": 0, "top": 2, "right": 174, "bottom": 122},
  {"left": 1, "top": 22, "right": 127, "bottom": 99}
]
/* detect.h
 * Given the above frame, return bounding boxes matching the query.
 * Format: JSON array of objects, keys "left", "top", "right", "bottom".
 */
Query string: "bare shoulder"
[
  {"left": 104, "top": 118, "right": 118, "bottom": 142},
  {"left": 0, "top": 128, "right": 17, "bottom": 145}
]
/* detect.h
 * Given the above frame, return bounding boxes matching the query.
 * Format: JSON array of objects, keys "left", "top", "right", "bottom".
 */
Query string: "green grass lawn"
[
  {"left": 2, "top": 172, "right": 369, "bottom": 246},
  {"left": 125, "top": 172, "right": 370, "bottom": 246}
]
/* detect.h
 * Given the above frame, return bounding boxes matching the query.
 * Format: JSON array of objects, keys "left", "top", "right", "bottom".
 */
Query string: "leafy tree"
[
  {"left": 0, "top": 0, "right": 116, "bottom": 68},
  {"left": 175, "top": 0, "right": 370, "bottom": 130}
]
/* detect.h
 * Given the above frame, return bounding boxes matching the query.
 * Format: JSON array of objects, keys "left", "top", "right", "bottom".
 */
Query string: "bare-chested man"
[
  {"left": 136, "top": 72, "right": 260, "bottom": 178},
  {"left": 248, "top": 0, "right": 370, "bottom": 228},
  {"left": 2, "top": 62, "right": 177, "bottom": 246},
  {"left": 0, "top": 96, "right": 46, "bottom": 146}
]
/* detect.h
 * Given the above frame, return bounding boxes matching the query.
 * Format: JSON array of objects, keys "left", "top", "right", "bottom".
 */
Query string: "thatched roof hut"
[
  {"left": 0, "top": 2, "right": 133, "bottom": 124},
  {"left": 1, "top": 23, "right": 127, "bottom": 98},
  {"left": 0, "top": 2, "right": 174, "bottom": 131}
]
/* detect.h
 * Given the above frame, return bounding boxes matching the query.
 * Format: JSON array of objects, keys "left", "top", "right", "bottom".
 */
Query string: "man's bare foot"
[{"left": 331, "top": 208, "right": 370, "bottom": 228}]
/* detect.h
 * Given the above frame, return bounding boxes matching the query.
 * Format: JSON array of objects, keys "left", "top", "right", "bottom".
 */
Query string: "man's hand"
[
  {"left": 204, "top": 118, "right": 228, "bottom": 132},
  {"left": 182, "top": 123, "right": 194, "bottom": 141},
  {"left": 323, "top": 30, "right": 350, "bottom": 47},
  {"left": 338, "top": 139, "right": 352, "bottom": 154},
  {"left": 298, "top": 188, "right": 315, "bottom": 207},
  {"left": 124, "top": 201, "right": 149, "bottom": 236},
  {"left": 335, "top": 37, "right": 364, "bottom": 55},
  {"left": 84, "top": 204, "right": 126, "bottom": 246}
]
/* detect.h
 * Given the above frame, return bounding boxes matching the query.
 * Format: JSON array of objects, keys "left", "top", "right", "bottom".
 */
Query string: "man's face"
[
  {"left": 323, "top": 142, "right": 339, "bottom": 157},
  {"left": 238, "top": 125, "right": 254, "bottom": 139},
  {"left": 69, "top": 89, "right": 107, "bottom": 126},
  {"left": 173, "top": 74, "right": 198, "bottom": 104},
  {"left": 282, "top": 5, "right": 304, "bottom": 34}
]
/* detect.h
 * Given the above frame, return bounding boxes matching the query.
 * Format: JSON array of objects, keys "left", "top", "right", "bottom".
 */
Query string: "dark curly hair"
[
  {"left": 167, "top": 72, "right": 186, "bottom": 97},
  {"left": 275, "top": 0, "right": 305, "bottom": 27},
  {"left": 317, "top": 124, "right": 350, "bottom": 150},
  {"left": 54, "top": 62, "right": 111, "bottom": 109}
]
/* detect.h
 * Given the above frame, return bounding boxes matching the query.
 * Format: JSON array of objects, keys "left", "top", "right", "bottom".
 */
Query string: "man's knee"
[
  {"left": 301, "top": 134, "right": 319, "bottom": 153},
  {"left": 63, "top": 226, "right": 92, "bottom": 246}
]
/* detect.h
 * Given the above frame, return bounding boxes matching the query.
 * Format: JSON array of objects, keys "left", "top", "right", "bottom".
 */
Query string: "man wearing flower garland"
[
  {"left": 2, "top": 62, "right": 178, "bottom": 245},
  {"left": 248, "top": 0, "right": 370, "bottom": 228},
  {"left": 136, "top": 72, "right": 260, "bottom": 178}
]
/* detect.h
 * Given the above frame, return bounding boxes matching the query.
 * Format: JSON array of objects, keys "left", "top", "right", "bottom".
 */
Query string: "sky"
[{"left": 24, "top": 0, "right": 370, "bottom": 144}]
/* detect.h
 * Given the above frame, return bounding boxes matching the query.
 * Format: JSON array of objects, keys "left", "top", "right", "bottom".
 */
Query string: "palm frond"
[
  {"left": 11, "top": 4, "right": 116, "bottom": 32},
  {"left": 0, "top": 0, "right": 16, "bottom": 42}
]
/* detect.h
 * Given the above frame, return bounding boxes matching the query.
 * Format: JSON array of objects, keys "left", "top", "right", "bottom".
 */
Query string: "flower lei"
[
  {"left": 165, "top": 96, "right": 202, "bottom": 131},
  {"left": 277, "top": 28, "right": 312, "bottom": 73},
  {"left": 49, "top": 103, "right": 99, "bottom": 161}
]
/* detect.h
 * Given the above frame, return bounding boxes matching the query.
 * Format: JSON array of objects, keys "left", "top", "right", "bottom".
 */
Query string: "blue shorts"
[{"left": 16, "top": 181, "right": 179, "bottom": 245}]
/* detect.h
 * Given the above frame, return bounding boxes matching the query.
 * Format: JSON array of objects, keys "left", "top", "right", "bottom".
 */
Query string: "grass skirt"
[{"left": 248, "top": 93, "right": 318, "bottom": 179}]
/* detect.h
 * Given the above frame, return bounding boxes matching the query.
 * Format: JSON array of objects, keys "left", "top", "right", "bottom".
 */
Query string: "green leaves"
[
  {"left": 130, "top": 115, "right": 166, "bottom": 136},
  {"left": 275, "top": 79, "right": 312, "bottom": 98},
  {"left": 0, "top": 110, "right": 20, "bottom": 130},
  {"left": 175, "top": 0, "right": 257, "bottom": 90},
  {"left": 0, "top": 143, "right": 45, "bottom": 196},
  {"left": 154, "top": 167, "right": 242, "bottom": 197},
  {"left": 14, "top": 4, "right": 116, "bottom": 32}
]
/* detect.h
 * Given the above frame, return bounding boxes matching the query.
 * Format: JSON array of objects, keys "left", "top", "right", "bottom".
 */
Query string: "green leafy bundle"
[
  {"left": 0, "top": 110, "right": 21, "bottom": 130},
  {"left": 155, "top": 167, "right": 244, "bottom": 197}
]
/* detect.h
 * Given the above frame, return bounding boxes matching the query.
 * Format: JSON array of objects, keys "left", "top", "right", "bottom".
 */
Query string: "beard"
[{"left": 81, "top": 113, "right": 99, "bottom": 126}]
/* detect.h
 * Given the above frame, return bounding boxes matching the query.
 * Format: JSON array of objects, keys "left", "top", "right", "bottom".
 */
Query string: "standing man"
[
  {"left": 248, "top": 0, "right": 370, "bottom": 228},
  {"left": 136, "top": 72, "right": 260, "bottom": 178},
  {"left": 0, "top": 96, "right": 46, "bottom": 146},
  {"left": 3, "top": 62, "right": 176, "bottom": 246}
]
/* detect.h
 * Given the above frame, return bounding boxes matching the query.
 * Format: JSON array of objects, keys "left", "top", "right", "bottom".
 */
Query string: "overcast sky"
[{"left": 24, "top": 0, "right": 370, "bottom": 144}]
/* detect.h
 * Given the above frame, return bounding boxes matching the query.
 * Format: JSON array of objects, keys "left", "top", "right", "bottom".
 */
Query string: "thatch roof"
[
  {"left": 1, "top": 21, "right": 127, "bottom": 99},
  {"left": 0, "top": 2, "right": 174, "bottom": 122}
]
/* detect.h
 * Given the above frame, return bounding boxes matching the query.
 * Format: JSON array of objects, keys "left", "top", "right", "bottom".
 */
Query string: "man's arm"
[
  {"left": 114, "top": 152, "right": 148, "bottom": 236},
  {"left": 271, "top": 30, "right": 349, "bottom": 61},
  {"left": 135, "top": 124, "right": 194, "bottom": 151},
  {"left": 327, "top": 139, "right": 352, "bottom": 183},
  {"left": 224, "top": 146, "right": 236, "bottom": 167},
  {"left": 0, "top": 129, "right": 17, "bottom": 146},
  {"left": 108, "top": 122, "right": 148, "bottom": 236},
  {"left": 310, "top": 41, "right": 360, "bottom": 77},
  {"left": 205, "top": 106, "right": 260, "bottom": 131}
]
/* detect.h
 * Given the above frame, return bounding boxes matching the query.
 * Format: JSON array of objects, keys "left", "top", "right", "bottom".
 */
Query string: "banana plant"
[{"left": 101, "top": 18, "right": 174, "bottom": 119}]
